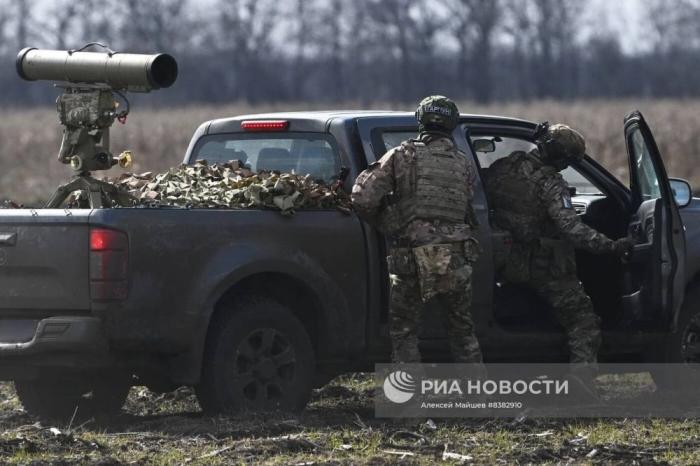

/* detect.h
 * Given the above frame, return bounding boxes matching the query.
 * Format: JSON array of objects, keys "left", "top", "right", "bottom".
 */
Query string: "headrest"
[{"left": 256, "top": 148, "right": 296, "bottom": 172}]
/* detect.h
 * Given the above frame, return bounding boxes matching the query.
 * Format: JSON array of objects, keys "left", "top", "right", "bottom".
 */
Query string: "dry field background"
[
  {"left": 1, "top": 99, "right": 700, "bottom": 205},
  {"left": 2, "top": 99, "right": 700, "bottom": 463},
  {"left": 3, "top": 376, "right": 700, "bottom": 465}
]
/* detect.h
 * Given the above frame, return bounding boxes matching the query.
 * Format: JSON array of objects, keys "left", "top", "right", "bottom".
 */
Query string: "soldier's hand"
[{"left": 613, "top": 237, "right": 634, "bottom": 259}]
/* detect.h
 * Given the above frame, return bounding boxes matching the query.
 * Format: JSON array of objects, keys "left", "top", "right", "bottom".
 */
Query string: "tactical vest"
[
  {"left": 394, "top": 141, "right": 472, "bottom": 228},
  {"left": 486, "top": 151, "right": 554, "bottom": 242}
]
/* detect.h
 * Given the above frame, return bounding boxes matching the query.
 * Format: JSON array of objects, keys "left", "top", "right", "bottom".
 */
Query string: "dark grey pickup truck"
[{"left": 1, "top": 110, "right": 699, "bottom": 418}]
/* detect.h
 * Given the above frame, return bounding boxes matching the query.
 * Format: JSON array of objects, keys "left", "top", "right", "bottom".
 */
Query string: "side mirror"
[
  {"left": 669, "top": 178, "right": 692, "bottom": 208},
  {"left": 472, "top": 138, "right": 496, "bottom": 153}
]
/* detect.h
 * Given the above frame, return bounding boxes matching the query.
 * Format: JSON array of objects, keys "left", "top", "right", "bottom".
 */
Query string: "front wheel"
[
  {"left": 196, "top": 297, "right": 315, "bottom": 414},
  {"left": 652, "top": 285, "right": 700, "bottom": 390}
]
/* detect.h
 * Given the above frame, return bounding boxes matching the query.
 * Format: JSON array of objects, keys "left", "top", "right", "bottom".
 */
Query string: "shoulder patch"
[{"left": 561, "top": 193, "right": 573, "bottom": 209}]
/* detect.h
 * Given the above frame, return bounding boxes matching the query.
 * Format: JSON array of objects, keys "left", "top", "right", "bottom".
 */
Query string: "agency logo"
[{"left": 383, "top": 370, "right": 416, "bottom": 403}]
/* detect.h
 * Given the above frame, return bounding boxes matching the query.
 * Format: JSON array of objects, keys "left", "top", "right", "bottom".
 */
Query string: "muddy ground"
[{"left": 1, "top": 376, "right": 700, "bottom": 465}]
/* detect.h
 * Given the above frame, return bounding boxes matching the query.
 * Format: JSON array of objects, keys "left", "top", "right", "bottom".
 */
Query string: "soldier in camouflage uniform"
[
  {"left": 484, "top": 123, "right": 632, "bottom": 369},
  {"left": 352, "top": 96, "right": 482, "bottom": 364}
]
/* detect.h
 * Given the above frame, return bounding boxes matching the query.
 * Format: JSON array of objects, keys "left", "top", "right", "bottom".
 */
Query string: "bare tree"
[
  {"left": 15, "top": 0, "right": 31, "bottom": 48},
  {"left": 120, "top": 0, "right": 192, "bottom": 52},
  {"left": 2, "top": 0, "right": 700, "bottom": 105},
  {"left": 36, "top": 0, "right": 79, "bottom": 49},
  {"left": 0, "top": 0, "right": 12, "bottom": 54},
  {"left": 214, "top": 0, "right": 280, "bottom": 103},
  {"left": 447, "top": 0, "right": 501, "bottom": 102}
]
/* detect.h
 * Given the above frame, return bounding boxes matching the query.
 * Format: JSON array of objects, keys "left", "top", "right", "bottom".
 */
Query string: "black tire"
[
  {"left": 14, "top": 374, "right": 131, "bottom": 421},
  {"left": 196, "top": 297, "right": 315, "bottom": 414},
  {"left": 652, "top": 285, "right": 700, "bottom": 390}
]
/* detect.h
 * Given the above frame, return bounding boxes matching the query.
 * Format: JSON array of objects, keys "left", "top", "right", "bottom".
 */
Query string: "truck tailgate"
[{"left": 0, "top": 209, "right": 91, "bottom": 312}]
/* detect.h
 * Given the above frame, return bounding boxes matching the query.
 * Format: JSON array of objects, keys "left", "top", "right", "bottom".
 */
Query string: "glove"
[{"left": 612, "top": 237, "right": 634, "bottom": 258}]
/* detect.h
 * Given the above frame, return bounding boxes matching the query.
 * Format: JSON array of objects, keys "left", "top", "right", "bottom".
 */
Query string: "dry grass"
[
  {"left": 1, "top": 99, "right": 699, "bottom": 206},
  {"left": 3, "top": 377, "right": 700, "bottom": 465}
]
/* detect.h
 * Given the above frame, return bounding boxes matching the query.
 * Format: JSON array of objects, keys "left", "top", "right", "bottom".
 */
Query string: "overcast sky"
[{"left": 588, "top": 0, "right": 648, "bottom": 53}]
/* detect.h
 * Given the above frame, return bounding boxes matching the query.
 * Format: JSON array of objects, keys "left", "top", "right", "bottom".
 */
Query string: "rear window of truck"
[{"left": 192, "top": 133, "right": 340, "bottom": 183}]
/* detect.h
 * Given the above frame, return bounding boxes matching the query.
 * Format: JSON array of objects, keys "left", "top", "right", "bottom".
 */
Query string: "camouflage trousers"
[
  {"left": 387, "top": 242, "right": 482, "bottom": 364},
  {"left": 503, "top": 240, "right": 601, "bottom": 364}
]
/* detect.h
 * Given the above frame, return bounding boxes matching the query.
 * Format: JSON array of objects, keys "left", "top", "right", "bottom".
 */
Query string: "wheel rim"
[
  {"left": 232, "top": 328, "right": 297, "bottom": 408},
  {"left": 681, "top": 313, "right": 700, "bottom": 362}
]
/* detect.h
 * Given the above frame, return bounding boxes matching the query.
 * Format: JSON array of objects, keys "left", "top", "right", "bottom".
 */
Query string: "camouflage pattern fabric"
[
  {"left": 0, "top": 200, "right": 23, "bottom": 209},
  {"left": 485, "top": 150, "right": 618, "bottom": 252},
  {"left": 484, "top": 149, "right": 623, "bottom": 364},
  {"left": 352, "top": 134, "right": 477, "bottom": 244},
  {"left": 502, "top": 239, "right": 601, "bottom": 364},
  {"left": 352, "top": 132, "right": 482, "bottom": 364},
  {"left": 67, "top": 160, "right": 352, "bottom": 215},
  {"left": 388, "top": 243, "right": 482, "bottom": 363}
]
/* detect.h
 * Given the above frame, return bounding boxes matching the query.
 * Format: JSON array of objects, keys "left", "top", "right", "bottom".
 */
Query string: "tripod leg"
[
  {"left": 47, "top": 175, "right": 134, "bottom": 209},
  {"left": 46, "top": 179, "right": 83, "bottom": 208},
  {"left": 88, "top": 185, "right": 103, "bottom": 208}
]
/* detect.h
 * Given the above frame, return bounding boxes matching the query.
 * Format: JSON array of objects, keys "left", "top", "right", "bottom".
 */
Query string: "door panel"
[{"left": 624, "top": 111, "right": 686, "bottom": 328}]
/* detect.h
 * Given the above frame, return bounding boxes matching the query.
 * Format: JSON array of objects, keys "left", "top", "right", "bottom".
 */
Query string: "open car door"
[{"left": 623, "top": 111, "right": 686, "bottom": 329}]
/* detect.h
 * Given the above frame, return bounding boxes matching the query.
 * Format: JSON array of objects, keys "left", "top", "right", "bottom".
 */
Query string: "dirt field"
[
  {"left": 2, "top": 376, "right": 700, "bottom": 465},
  {"left": 2, "top": 99, "right": 700, "bottom": 206}
]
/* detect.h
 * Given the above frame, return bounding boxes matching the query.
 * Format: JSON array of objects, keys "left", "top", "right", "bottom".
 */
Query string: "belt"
[{"left": 389, "top": 239, "right": 464, "bottom": 251}]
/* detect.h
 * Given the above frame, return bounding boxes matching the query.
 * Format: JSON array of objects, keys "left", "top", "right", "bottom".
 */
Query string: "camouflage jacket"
[
  {"left": 485, "top": 149, "right": 616, "bottom": 253},
  {"left": 351, "top": 133, "right": 476, "bottom": 246}
]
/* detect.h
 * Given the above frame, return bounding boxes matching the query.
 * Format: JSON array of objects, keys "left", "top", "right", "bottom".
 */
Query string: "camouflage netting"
[
  {"left": 0, "top": 201, "right": 22, "bottom": 208},
  {"left": 105, "top": 160, "right": 352, "bottom": 216}
]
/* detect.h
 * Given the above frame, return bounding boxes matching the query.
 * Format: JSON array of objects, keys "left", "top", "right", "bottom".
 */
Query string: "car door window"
[
  {"left": 380, "top": 131, "right": 416, "bottom": 152},
  {"left": 629, "top": 127, "right": 662, "bottom": 201},
  {"left": 470, "top": 135, "right": 602, "bottom": 195}
]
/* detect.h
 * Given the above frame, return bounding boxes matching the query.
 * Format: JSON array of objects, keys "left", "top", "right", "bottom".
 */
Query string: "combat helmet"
[
  {"left": 533, "top": 122, "right": 586, "bottom": 169},
  {"left": 416, "top": 95, "right": 460, "bottom": 133}
]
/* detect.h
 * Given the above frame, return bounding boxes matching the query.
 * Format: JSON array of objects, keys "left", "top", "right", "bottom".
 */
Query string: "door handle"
[{"left": 0, "top": 233, "right": 17, "bottom": 246}]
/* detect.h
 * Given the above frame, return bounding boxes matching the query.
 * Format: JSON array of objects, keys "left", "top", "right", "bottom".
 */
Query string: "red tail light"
[
  {"left": 90, "top": 229, "right": 128, "bottom": 251},
  {"left": 241, "top": 120, "right": 289, "bottom": 132},
  {"left": 90, "top": 228, "right": 129, "bottom": 301}
]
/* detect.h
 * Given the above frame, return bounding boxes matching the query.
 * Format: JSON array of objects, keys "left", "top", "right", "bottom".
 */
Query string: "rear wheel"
[
  {"left": 14, "top": 374, "right": 131, "bottom": 421},
  {"left": 196, "top": 297, "right": 315, "bottom": 414}
]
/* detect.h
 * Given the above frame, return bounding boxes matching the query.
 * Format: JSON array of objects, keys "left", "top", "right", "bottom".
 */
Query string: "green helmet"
[
  {"left": 415, "top": 95, "right": 459, "bottom": 132},
  {"left": 534, "top": 122, "right": 586, "bottom": 168}
]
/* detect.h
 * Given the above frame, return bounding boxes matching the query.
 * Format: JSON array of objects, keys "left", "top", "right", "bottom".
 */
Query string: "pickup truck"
[{"left": 1, "top": 110, "right": 698, "bottom": 418}]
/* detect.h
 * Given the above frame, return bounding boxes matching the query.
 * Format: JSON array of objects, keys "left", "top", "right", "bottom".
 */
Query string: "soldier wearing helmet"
[
  {"left": 484, "top": 123, "right": 632, "bottom": 385},
  {"left": 351, "top": 96, "right": 482, "bottom": 364}
]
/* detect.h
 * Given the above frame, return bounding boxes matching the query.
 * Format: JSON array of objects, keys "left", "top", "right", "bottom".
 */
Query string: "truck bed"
[{"left": 0, "top": 207, "right": 368, "bottom": 382}]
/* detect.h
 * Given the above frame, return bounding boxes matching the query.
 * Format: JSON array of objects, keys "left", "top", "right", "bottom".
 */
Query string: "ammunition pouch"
[
  {"left": 412, "top": 242, "right": 471, "bottom": 303},
  {"left": 388, "top": 240, "right": 478, "bottom": 303},
  {"left": 386, "top": 247, "right": 416, "bottom": 275}
]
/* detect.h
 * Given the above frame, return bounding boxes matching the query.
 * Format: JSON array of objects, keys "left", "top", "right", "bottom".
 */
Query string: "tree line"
[{"left": 1, "top": 0, "right": 698, "bottom": 106}]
